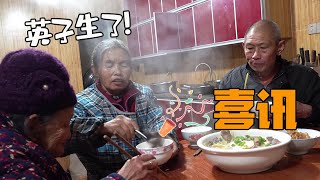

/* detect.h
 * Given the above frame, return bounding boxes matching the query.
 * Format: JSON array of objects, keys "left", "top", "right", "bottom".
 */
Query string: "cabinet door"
[
  {"left": 163, "top": 0, "right": 176, "bottom": 12},
  {"left": 235, "top": 0, "right": 262, "bottom": 38},
  {"left": 154, "top": 12, "right": 180, "bottom": 51},
  {"left": 124, "top": 0, "right": 137, "bottom": 25},
  {"left": 135, "top": 0, "right": 150, "bottom": 22},
  {"left": 178, "top": 8, "right": 195, "bottom": 49},
  {"left": 212, "top": 0, "right": 236, "bottom": 42},
  {"left": 194, "top": 1, "right": 214, "bottom": 46},
  {"left": 149, "top": 0, "right": 162, "bottom": 16},
  {"left": 176, "top": 0, "right": 192, "bottom": 7},
  {"left": 127, "top": 27, "right": 140, "bottom": 57},
  {"left": 139, "top": 23, "right": 154, "bottom": 56}
]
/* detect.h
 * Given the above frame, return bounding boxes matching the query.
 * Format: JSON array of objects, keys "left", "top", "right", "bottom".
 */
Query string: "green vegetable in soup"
[
  {"left": 234, "top": 136, "right": 246, "bottom": 146},
  {"left": 204, "top": 133, "right": 281, "bottom": 150}
]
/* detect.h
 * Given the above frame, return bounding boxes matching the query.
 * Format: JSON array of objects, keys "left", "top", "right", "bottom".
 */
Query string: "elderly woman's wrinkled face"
[
  {"left": 35, "top": 107, "right": 74, "bottom": 157},
  {"left": 94, "top": 48, "right": 132, "bottom": 95}
]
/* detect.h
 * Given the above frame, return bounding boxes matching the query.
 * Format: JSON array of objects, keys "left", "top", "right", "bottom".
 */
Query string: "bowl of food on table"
[
  {"left": 136, "top": 138, "right": 174, "bottom": 165},
  {"left": 181, "top": 126, "right": 213, "bottom": 149},
  {"left": 283, "top": 129, "right": 320, "bottom": 155},
  {"left": 197, "top": 129, "right": 291, "bottom": 174}
]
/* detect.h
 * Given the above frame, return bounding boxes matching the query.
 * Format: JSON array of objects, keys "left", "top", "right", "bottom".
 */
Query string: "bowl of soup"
[
  {"left": 197, "top": 129, "right": 291, "bottom": 174},
  {"left": 136, "top": 139, "right": 173, "bottom": 165},
  {"left": 181, "top": 126, "right": 212, "bottom": 149},
  {"left": 283, "top": 129, "right": 320, "bottom": 155}
]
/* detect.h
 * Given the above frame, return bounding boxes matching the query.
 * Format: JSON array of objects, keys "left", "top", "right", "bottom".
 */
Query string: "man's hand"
[
  {"left": 296, "top": 101, "right": 312, "bottom": 119},
  {"left": 117, "top": 154, "right": 158, "bottom": 180},
  {"left": 100, "top": 115, "right": 139, "bottom": 141}
]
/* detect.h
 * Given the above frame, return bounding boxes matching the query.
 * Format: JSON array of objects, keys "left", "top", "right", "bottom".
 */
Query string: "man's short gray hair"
[
  {"left": 91, "top": 38, "right": 131, "bottom": 68},
  {"left": 244, "top": 20, "right": 282, "bottom": 43}
]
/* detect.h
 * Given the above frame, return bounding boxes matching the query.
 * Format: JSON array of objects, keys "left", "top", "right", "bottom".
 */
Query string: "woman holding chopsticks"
[
  {"left": 0, "top": 49, "right": 158, "bottom": 180},
  {"left": 69, "top": 39, "right": 180, "bottom": 179}
]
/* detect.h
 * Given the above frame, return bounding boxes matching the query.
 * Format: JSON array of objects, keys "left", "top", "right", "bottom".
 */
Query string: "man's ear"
[{"left": 277, "top": 40, "right": 285, "bottom": 56}]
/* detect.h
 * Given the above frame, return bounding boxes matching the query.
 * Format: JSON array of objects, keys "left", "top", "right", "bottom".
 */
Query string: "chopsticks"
[{"left": 103, "top": 134, "right": 169, "bottom": 178}]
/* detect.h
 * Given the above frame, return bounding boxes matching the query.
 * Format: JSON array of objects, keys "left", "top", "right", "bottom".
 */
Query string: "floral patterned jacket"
[{"left": 0, "top": 114, "right": 125, "bottom": 180}]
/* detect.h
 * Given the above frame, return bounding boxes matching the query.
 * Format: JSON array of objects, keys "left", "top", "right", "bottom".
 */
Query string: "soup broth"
[{"left": 204, "top": 134, "right": 281, "bottom": 150}]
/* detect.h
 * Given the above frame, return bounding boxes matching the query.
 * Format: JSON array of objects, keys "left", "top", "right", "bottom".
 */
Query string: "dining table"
[{"left": 158, "top": 140, "right": 320, "bottom": 180}]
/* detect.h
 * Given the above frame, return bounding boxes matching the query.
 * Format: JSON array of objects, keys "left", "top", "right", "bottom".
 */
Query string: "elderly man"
[
  {"left": 220, "top": 20, "right": 320, "bottom": 127},
  {"left": 68, "top": 39, "right": 179, "bottom": 179}
]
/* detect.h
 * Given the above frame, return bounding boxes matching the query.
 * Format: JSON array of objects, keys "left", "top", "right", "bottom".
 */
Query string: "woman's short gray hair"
[{"left": 91, "top": 39, "right": 131, "bottom": 68}]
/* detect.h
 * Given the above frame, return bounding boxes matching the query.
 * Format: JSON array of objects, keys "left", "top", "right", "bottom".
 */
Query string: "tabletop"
[{"left": 158, "top": 140, "right": 320, "bottom": 180}]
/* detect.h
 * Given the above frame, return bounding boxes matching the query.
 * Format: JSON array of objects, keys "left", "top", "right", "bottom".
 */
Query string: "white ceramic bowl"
[
  {"left": 181, "top": 126, "right": 212, "bottom": 148},
  {"left": 136, "top": 139, "right": 173, "bottom": 165},
  {"left": 197, "top": 129, "right": 291, "bottom": 174},
  {"left": 283, "top": 128, "right": 320, "bottom": 155}
]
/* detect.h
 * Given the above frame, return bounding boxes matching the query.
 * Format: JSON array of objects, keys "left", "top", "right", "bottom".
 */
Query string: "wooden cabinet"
[
  {"left": 162, "top": 0, "right": 176, "bottom": 12},
  {"left": 135, "top": 0, "right": 150, "bottom": 22},
  {"left": 149, "top": 0, "right": 162, "bottom": 16},
  {"left": 178, "top": 8, "right": 195, "bottom": 49},
  {"left": 235, "top": 0, "right": 262, "bottom": 38},
  {"left": 176, "top": 0, "right": 192, "bottom": 7},
  {"left": 154, "top": 13, "right": 180, "bottom": 51},
  {"left": 124, "top": 0, "right": 137, "bottom": 25},
  {"left": 194, "top": 1, "right": 214, "bottom": 46},
  {"left": 212, "top": 0, "right": 236, "bottom": 42},
  {"left": 125, "top": 0, "right": 291, "bottom": 59},
  {"left": 127, "top": 27, "right": 140, "bottom": 57},
  {"left": 138, "top": 23, "right": 154, "bottom": 56}
]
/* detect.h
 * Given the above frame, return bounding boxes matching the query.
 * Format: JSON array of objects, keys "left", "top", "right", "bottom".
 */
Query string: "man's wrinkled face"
[
  {"left": 243, "top": 30, "right": 282, "bottom": 76},
  {"left": 94, "top": 48, "right": 132, "bottom": 95}
]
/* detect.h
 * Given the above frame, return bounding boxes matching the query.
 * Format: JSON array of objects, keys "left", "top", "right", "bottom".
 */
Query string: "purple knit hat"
[{"left": 0, "top": 48, "right": 77, "bottom": 115}]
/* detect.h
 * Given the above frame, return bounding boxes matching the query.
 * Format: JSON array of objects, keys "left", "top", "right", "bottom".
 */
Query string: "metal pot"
[
  {"left": 181, "top": 84, "right": 214, "bottom": 95},
  {"left": 204, "top": 80, "right": 221, "bottom": 89},
  {"left": 150, "top": 81, "right": 177, "bottom": 94}
]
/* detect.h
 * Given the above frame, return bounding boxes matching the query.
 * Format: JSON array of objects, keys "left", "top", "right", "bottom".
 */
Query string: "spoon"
[{"left": 135, "top": 130, "right": 164, "bottom": 148}]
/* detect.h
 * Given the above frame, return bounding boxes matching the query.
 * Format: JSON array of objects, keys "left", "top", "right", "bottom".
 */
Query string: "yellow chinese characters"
[
  {"left": 214, "top": 88, "right": 297, "bottom": 130},
  {"left": 214, "top": 89, "right": 255, "bottom": 129}
]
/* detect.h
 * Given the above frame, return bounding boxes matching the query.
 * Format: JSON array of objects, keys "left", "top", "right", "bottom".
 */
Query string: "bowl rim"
[
  {"left": 197, "top": 129, "right": 292, "bottom": 153},
  {"left": 136, "top": 138, "right": 173, "bottom": 150},
  {"left": 282, "top": 128, "right": 320, "bottom": 141},
  {"left": 181, "top": 126, "right": 212, "bottom": 133}
]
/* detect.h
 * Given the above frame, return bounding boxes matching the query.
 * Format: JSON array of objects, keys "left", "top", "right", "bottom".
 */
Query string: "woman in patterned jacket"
[
  {"left": 69, "top": 39, "right": 180, "bottom": 179},
  {"left": 0, "top": 49, "right": 158, "bottom": 179}
]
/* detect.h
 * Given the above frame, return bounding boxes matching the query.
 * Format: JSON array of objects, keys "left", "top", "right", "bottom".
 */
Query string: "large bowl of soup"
[{"left": 197, "top": 129, "right": 291, "bottom": 174}]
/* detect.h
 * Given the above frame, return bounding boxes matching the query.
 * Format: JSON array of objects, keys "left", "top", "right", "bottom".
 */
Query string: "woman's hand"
[
  {"left": 117, "top": 154, "right": 158, "bottom": 180},
  {"left": 100, "top": 115, "right": 139, "bottom": 141}
]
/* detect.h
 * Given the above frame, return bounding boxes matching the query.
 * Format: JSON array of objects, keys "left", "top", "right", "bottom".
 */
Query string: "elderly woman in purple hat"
[{"left": 0, "top": 49, "right": 158, "bottom": 179}]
